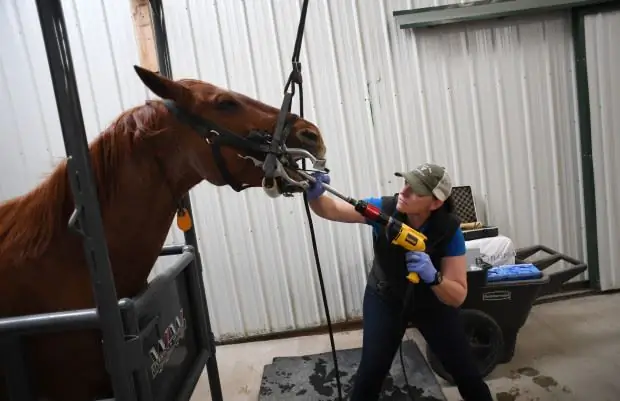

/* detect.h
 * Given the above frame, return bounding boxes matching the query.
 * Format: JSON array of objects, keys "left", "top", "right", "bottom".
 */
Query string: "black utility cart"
[
  {"left": 426, "top": 246, "right": 587, "bottom": 384},
  {"left": 424, "top": 185, "right": 589, "bottom": 384},
  {"left": 0, "top": 1, "right": 224, "bottom": 400}
]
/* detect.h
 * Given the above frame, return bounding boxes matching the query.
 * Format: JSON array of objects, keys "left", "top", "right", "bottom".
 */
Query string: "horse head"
[{"left": 133, "top": 66, "right": 326, "bottom": 198}]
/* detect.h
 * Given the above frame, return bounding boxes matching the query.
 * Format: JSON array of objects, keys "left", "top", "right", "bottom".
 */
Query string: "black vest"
[{"left": 367, "top": 194, "right": 460, "bottom": 313}]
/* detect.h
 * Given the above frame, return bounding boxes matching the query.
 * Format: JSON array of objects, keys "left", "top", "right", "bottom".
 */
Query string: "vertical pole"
[
  {"left": 147, "top": 1, "right": 224, "bottom": 400},
  {"left": 34, "top": 0, "right": 135, "bottom": 399},
  {"left": 571, "top": 0, "right": 620, "bottom": 291},
  {"left": 571, "top": 7, "right": 600, "bottom": 290},
  {"left": 1, "top": 337, "right": 34, "bottom": 401}
]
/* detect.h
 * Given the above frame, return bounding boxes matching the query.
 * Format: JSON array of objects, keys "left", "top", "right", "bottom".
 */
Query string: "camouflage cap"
[{"left": 394, "top": 163, "right": 453, "bottom": 201}]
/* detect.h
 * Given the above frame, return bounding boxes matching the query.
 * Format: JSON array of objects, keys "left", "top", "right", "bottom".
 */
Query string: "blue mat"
[{"left": 486, "top": 263, "right": 542, "bottom": 282}]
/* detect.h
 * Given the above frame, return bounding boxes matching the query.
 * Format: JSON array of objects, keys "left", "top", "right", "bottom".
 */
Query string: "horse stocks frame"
[{"left": 0, "top": 1, "right": 225, "bottom": 400}]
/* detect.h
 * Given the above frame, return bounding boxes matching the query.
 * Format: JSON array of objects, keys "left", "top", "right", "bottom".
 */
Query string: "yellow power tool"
[{"left": 298, "top": 171, "right": 427, "bottom": 283}]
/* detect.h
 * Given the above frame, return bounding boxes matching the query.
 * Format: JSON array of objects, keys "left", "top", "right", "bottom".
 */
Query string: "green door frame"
[
  {"left": 392, "top": 1, "right": 620, "bottom": 290},
  {"left": 572, "top": 2, "right": 620, "bottom": 290}
]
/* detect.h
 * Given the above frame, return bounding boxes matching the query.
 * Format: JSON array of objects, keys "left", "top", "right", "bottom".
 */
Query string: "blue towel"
[{"left": 486, "top": 263, "right": 542, "bottom": 282}]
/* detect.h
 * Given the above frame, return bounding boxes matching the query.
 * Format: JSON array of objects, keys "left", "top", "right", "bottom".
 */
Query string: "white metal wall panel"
[
  {"left": 160, "top": 1, "right": 587, "bottom": 340},
  {"left": 584, "top": 10, "right": 620, "bottom": 291},
  {"left": 0, "top": 0, "right": 589, "bottom": 342},
  {"left": 0, "top": 0, "right": 186, "bottom": 259},
  {"left": 0, "top": 0, "right": 64, "bottom": 199}
]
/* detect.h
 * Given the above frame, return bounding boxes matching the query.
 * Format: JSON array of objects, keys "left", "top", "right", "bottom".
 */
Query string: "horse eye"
[{"left": 216, "top": 98, "right": 240, "bottom": 111}]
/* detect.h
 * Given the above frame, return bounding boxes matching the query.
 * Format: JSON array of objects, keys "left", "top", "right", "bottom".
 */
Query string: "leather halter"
[{"left": 162, "top": 99, "right": 298, "bottom": 192}]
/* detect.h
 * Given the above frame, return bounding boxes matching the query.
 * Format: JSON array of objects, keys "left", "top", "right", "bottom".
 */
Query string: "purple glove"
[
  {"left": 405, "top": 251, "right": 437, "bottom": 284},
  {"left": 306, "top": 172, "right": 330, "bottom": 200}
]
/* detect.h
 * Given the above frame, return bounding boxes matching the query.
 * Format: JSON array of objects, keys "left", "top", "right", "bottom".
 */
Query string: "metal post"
[
  {"left": 2, "top": 337, "right": 34, "bottom": 401},
  {"left": 34, "top": 0, "right": 135, "bottom": 399},
  {"left": 148, "top": 1, "right": 224, "bottom": 400},
  {"left": 571, "top": 1, "right": 620, "bottom": 291}
]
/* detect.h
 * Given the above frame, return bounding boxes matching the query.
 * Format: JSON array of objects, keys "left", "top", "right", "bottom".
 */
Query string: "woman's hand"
[
  {"left": 306, "top": 171, "right": 330, "bottom": 200},
  {"left": 406, "top": 251, "right": 468, "bottom": 307},
  {"left": 405, "top": 251, "right": 437, "bottom": 284}
]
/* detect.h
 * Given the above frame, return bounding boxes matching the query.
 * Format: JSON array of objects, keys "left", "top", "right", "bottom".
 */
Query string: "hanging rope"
[{"left": 281, "top": 0, "right": 344, "bottom": 399}]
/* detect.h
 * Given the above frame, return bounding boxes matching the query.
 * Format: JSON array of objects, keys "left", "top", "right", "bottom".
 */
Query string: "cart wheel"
[{"left": 425, "top": 309, "right": 504, "bottom": 384}]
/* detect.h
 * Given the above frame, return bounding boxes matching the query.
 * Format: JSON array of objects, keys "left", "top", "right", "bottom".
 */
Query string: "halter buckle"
[{"left": 205, "top": 129, "right": 220, "bottom": 145}]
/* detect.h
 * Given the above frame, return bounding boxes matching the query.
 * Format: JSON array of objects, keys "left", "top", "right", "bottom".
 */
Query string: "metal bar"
[
  {"left": 119, "top": 300, "right": 154, "bottom": 401},
  {"left": 149, "top": 0, "right": 172, "bottom": 78},
  {"left": 160, "top": 244, "right": 186, "bottom": 256},
  {"left": 576, "top": 1, "right": 620, "bottom": 14},
  {"left": 571, "top": 7, "right": 601, "bottom": 289},
  {"left": 393, "top": 0, "right": 617, "bottom": 29},
  {"left": 571, "top": 0, "right": 620, "bottom": 292},
  {"left": 184, "top": 247, "right": 211, "bottom": 353},
  {"left": 147, "top": 2, "right": 224, "bottom": 400},
  {"left": 33, "top": 0, "right": 136, "bottom": 399},
  {"left": 296, "top": 170, "right": 353, "bottom": 203},
  {"left": 393, "top": 0, "right": 516, "bottom": 16},
  {"left": 132, "top": 250, "right": 195, "bottom": 312},
  {"left": 183, "top": 246, "right": 223, "bottom": 401},
  {"left": 0, "top": 309, "right": 99, "bottom": 336},
  {"left": 174, "top": 350, "right": 212, "bottom": 401},
  {"left": 1, "top": 337, "right": 35, "bottom": 401}
]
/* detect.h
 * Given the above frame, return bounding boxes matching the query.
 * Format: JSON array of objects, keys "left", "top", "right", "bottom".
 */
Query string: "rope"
[
  {"left": 287, "top": 0, "right": 344, "bottom": 399},
  {"left": 284, "top": 0, "right": 423, "bottom": 398}
]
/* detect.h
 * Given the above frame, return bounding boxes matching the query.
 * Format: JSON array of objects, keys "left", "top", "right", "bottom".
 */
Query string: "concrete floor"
[{"left": 190, "top": 292, "right": 620, "bottom": 401}]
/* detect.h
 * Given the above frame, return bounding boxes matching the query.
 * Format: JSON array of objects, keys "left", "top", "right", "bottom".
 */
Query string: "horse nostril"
[{"left": 298, "top": 129, "right": 319, "bottom": 143}]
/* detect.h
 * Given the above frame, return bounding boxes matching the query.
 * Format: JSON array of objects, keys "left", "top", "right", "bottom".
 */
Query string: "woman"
[{"left": 305, "top": 162, "right": 493, "bottom": 401}]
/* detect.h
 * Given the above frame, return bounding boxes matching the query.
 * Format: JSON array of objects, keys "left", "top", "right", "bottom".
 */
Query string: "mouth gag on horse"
[
  {"left": 161, "top": 97, "right": 328, "bottom": 197},
  {"left": 157, "top": 0, "right": 327, "bottom": 199}
]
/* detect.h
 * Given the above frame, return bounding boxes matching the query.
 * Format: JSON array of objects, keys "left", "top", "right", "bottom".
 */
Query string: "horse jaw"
[{"left": 261, "top": 171, "right": 308, "bottom": 198}]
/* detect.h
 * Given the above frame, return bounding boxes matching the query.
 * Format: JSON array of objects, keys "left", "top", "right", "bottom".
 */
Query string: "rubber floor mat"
[{"left": 258, "top": 340, "right": 446, "bottom": 400}]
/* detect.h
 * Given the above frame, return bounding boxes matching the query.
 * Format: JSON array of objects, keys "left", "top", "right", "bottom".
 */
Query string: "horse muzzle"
[{"left": 241, "top": 145, "right": 327, "bottom": 198}]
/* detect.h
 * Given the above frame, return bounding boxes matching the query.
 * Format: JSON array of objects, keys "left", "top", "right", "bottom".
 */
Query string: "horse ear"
[{"left": 134, "top": 65, "right": 193, "bottom": 105}]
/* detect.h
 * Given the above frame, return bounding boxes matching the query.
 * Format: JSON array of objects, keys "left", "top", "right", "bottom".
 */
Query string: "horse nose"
[
  {"left": 297, "top": 129, "right": 320, "bottom": 144},
  {"left": 295, "top": 128, "right": 326, "bottom": 158}
]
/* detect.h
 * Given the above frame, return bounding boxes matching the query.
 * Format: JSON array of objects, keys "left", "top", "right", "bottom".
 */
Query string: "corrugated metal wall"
[
  {"left": 160, "top": 1, "right": 588, "bottom": 340},
  {"left": 584, "top": 9, "right": 620, "bottom": 292},
  {"left": 0, "top": 0, "right": 194, "bottom": 322},
  {"left": 0, "top": 0, "right": 187, "bottom": 241},
  {"left": 0, "top": 0, "right": 591, "bottom": 341}
]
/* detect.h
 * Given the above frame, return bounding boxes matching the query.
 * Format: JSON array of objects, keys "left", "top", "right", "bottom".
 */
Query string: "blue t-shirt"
[{"left": 362, "top": 196, "right": 465, "bottom": 257}]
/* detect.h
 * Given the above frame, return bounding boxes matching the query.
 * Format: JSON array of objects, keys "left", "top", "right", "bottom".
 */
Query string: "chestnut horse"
[{"left": 0, "top": 66, "right": 326, "bottom": 401}]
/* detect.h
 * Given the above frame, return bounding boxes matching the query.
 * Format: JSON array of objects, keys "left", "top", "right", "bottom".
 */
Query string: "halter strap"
[{"left": 161, "top": 99, "right": 296, "bottom": 192}]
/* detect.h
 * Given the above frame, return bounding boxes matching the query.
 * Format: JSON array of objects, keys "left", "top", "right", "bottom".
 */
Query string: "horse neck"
[
  {"left": 96, "top": 137, "right": 203, "bottom": 297},
  {"left": 0, "top": 105, "right": 204, "bottom": 301}
]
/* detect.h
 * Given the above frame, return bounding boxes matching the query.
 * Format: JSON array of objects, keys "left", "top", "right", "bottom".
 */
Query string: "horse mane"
[{"left": 0, "top": 100, "right": 167, "bottom": 266}]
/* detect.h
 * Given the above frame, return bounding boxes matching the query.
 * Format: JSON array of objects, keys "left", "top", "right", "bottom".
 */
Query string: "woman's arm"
[
  {"left": 305, "top": 172, "right": 367, "bottom": 224},
  {"left": 432, "top": 254, "right": 468, "bottom": 307},
  {"left": 431, "top": 226, "right": 468, "bottom": 307},
  {"left": 405, "top": 227, "right": 469, "bottom": 308},
  {"left": 309, "top": 195, "right": 367, "bottom": 223}
]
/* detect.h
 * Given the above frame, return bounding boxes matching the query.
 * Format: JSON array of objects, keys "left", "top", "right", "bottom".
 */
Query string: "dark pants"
[{"left": 348, "top": 284, "right": 493, "bottom": 401}]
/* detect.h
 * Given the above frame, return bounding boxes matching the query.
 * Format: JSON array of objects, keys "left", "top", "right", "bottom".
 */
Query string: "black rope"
[
  {"left": 302, "top": 181, "right": 345, "bottom": 401},
  {"left": 300, "top": 104, "right": 345, "bottom": 400},
  {"left": 286, "top": 1, "right": 412, "bottom": 398},
  {"left": 285, "top": 1, "right": 414, "bottom": 397},
  {"left": 398, "top": 232, "right": 451, "bottom": 401},
  {"left": 288, "top": 0, "right": 343, "bottom": 400},
  {"left": 399, "top": 286, "right": 417, "bottom": 400}
]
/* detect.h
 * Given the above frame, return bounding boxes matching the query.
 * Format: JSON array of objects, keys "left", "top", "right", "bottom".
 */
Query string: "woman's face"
[{"left": 396, "top": 184, "right": 443, "bottom": 215}]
